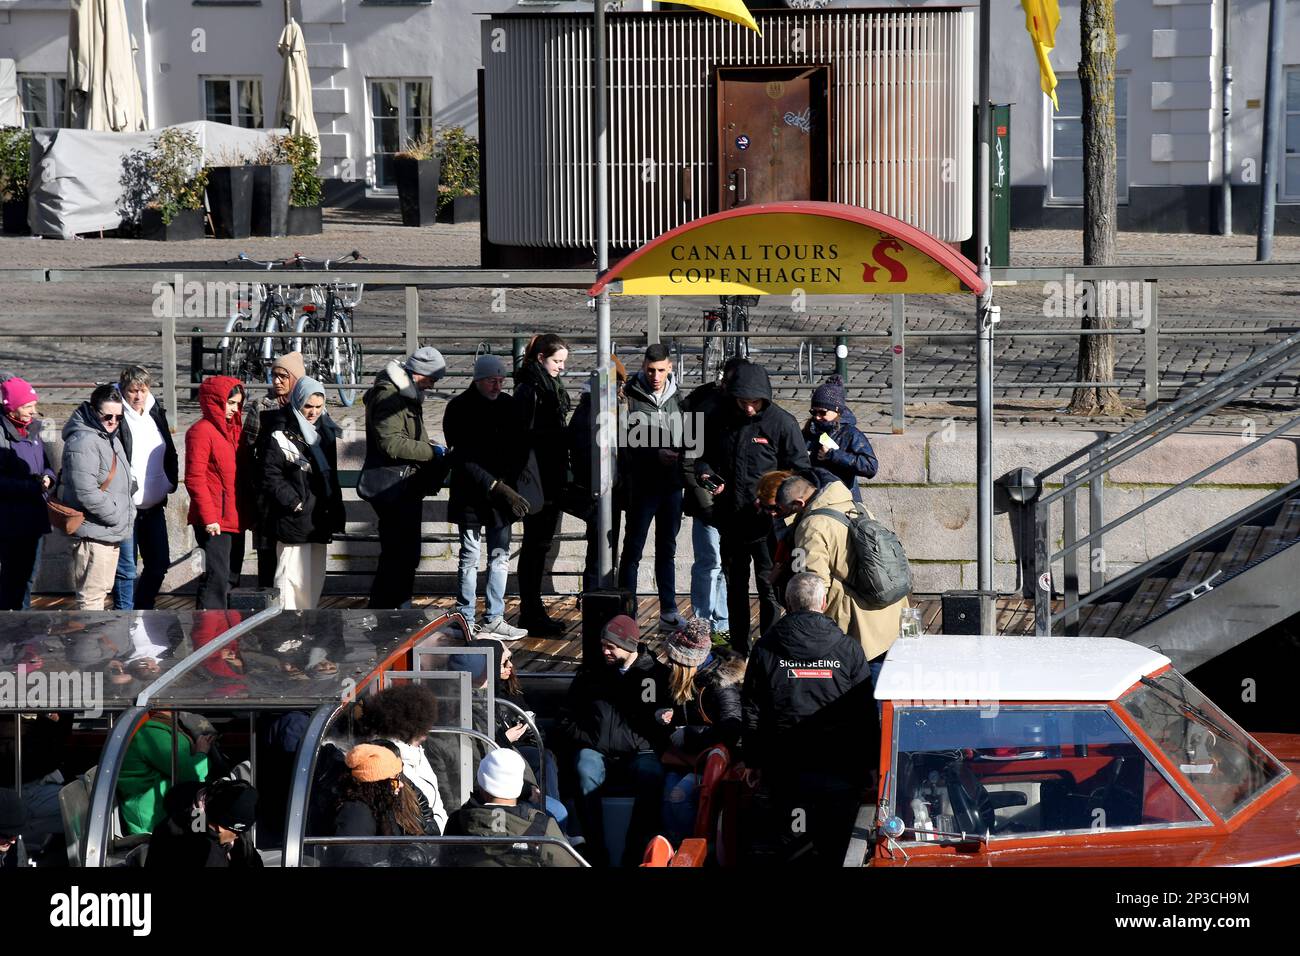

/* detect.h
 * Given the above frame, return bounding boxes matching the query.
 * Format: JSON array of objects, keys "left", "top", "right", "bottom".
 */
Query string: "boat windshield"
[{"left": 1119, "top": 671, "right": 1288, "bottom": 820}]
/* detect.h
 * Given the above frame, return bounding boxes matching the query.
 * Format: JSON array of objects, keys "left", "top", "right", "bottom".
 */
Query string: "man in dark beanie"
[
  {"left": 361, "top": 346, "right": 449, "bottom": 608},
  {"left": 694, "top": 362, "right": 810, "bottom": 653},
  {"left": 803, "top": 375, "right": 878, "bottom": 504},
  {"left": 557, "top": 614, "right": 670, "bottom": 864},
  {"left": 146, "top": 779, "right": 263, "bottom": 868}
]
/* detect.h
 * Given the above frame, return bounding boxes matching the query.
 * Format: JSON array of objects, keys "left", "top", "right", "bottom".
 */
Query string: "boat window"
[
  {"left": 1119, "top": 671, "right": 1287, "bottom": 820},
  {"left": 889, "top": 706, "right": 1202, "bottom": 842}
]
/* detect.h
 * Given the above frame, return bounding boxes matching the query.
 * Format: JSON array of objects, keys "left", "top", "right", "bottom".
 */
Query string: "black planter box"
[
  {"left": 206, "top": 166, "right": 254, "bottom": 239},
  {"left": 140, "top": 207, "right": 206, "bottom": 242},
  {"left": 2, "top": 199, "right": 29, "bottom": 235},
  {"left": 251, "top": 164, "right": 293, "bottom": 237},
  {"left": 394, "top": 157, "right": 440, "bottom": 227},
  {"left": 436, "top": 194, "right": 481, "bottom": 224},
  {"left": 287, "top": 205, "right": 323, "bottom": 236}
]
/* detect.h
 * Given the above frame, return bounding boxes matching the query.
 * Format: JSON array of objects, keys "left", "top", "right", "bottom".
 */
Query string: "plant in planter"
[
  {"left": 436, "top": 126, "right": 480, "bottom": 224},
  {"left": 118, "top": 127, "right": 209, "bottom": 241},
  {"left": 249, "top": 138, "right": 293, "bottom": 237},
  {"left": 393, "top": 129, "right": 440, "bottom": 228},
  {"left": 279, "top": 133, "right": 324, "bottom": 236},
  {"left": 204, "top": 146, "right": 255, "bottom": 240},
  {"left": 0, "top": 126, "right": 32, "bottom": 235}
]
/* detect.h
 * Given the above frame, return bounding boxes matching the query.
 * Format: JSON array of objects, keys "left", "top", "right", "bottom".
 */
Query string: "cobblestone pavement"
[{"left": 3, "top": 212, "right": 1298, "bottom": 433}]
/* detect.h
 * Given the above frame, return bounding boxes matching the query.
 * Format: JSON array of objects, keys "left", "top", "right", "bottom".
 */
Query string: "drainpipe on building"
[{"left": 1220, "top": 0, "right": 1232, "bottom": 236}]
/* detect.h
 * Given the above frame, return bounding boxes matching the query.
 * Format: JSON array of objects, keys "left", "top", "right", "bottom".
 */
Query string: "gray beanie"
[
  {"left": 473, "top": 354, "right": 509, "bottom": 381},
  {"left": 405, "top": 347, "right": 447, "bottom": 380}
]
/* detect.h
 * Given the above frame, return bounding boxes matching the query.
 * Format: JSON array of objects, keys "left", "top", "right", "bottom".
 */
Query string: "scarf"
[
  {"left": 522, "top": 359, "right": 571, "bottom": 418},
  {"left": 289, "top": 376, "right": 332, "bottom": 485},
  {"left": 5, "top": 413, "right": 29, "bottom": 439}
]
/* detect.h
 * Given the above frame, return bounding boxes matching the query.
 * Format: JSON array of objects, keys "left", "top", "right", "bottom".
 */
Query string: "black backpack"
[{"left": 806, "top": 508, "right": 911, "bottom": 609}]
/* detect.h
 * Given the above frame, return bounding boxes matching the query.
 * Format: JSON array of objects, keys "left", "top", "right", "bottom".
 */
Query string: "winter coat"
[
  {"left": 332, "top": 777, "right": 439, "bottom": 867},
  {"left": 512, "top": 361, "right": 571, "bottom": 498},
  {"left": 384, "top": 737, "right": 449, "bottom": 835},
  {"left": 59, "top": 402, "right": 136, "bottom": 543},
  {"left": 680, "top": 380, "right": 727, "bottom": 524},
  {"left": 444, "top": 384, "right": 524, "bottom": 528},
  {"left": 803, "top": 407, "right": 878, "bottom": 503},
  {"left": 116, "top": 715, "right": 210, "bottom": 835},
  {"left": 622, "top": 371, "right": 685, "bottom": 494},
  {"left": 789, "top": 479, "right": 909, "bottom": 661},
  {"left": 145, "top": 783, "right": 262, "bottom": 869},
  {"left": 445, "top": 796, "right": 578, "bottom": 867},
  {"left": 557, "top": 647, "right": 672, "bottom": 758},
  {"left": 238, "top": 394, "right": 282, "bottom": 533},
  {"left": 363, "top": 361, "right": 437, "bottom": 468},
  {"left": 258, "top": 406, "right": 345, "bottom": 544},
  {"left": 741, "top": 610, "right": 873, "bottom": 779},
  {"left": 694, "top": 364, "right": 811, "bottom": 539},
  {"left": 116, "top": 392, "right": 179, "bottom": 501},
  {"left": 185, "top": 376, "right": 245, "bottom": 533},
  {"left": 672, "top": 649, "right": 746, "bottom": 754},
  {"left": 0, "top": 414, "right": 55, "bottom": 538}
]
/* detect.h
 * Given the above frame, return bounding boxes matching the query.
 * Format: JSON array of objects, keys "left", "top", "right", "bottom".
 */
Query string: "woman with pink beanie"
[{"left": 0, "top": 376, "right": 57, "bottom": 609}]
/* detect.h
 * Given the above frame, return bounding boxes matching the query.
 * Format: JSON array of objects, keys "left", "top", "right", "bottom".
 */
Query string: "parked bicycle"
[
  {"left": 218, "top": 253, "right": 308, "bottom": 385},
  {"left": 701, "top": 294, "right": 754, "bottom": 382},
  {"left": 285, "top": 250, "right": 366, "bottom": 406}
]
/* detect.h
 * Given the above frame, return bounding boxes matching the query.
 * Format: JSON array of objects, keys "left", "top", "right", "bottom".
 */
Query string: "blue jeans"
[
  {"left": 689, "top": 519, "right": 729, "bottom": 631},
  {"left": 575, "top": 749, "right": 666, "bottom": 866},
  {"left": 662, "top": 771, "right": 700, "bottom": 845},
  {"left": 618, "top": 485, "right": 683, "bottom": 612},
  {"left": 456, "top": 523, "right": 511, "bottom": 624},
  {"left": 112, "top": 504, "right": 171, "bottom": 611},
  {"left": 518, "top": 745, "right": 568, "bottom": 832}
]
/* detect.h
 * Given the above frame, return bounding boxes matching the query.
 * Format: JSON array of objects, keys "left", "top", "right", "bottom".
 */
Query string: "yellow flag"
[
  {"left": 1020, "top": 0, "right": 1060, "bottom": 110},
  {"left": 672, "top": 1, "right": 762, "bottom": 36}
]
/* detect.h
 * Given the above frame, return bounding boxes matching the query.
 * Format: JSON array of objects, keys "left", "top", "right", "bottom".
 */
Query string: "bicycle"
[
  {"left": 701, "top": 295, "right": 755, "bottom": 382},
  {"left": 218, "top": 253, "right": 307, "bottom": 385},
  {"left": 285, "top": 250, "right": 366, "bottom": 406}
]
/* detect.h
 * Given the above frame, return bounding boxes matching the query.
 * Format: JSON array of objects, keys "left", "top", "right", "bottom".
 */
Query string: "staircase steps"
[
  {"left": 1106, "top": 578, "right": 1170, "bottom": 638},
  {"left": 1077, "top": 601, "right": 1123, "bottom": 636},
  {"left": 1207, "top": 525, "right": 1263, "bottom": 580}
]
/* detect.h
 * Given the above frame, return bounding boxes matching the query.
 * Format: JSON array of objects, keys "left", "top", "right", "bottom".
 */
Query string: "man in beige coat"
[{"left": 774, "top": 474, "right": 909, "bottom": 685}]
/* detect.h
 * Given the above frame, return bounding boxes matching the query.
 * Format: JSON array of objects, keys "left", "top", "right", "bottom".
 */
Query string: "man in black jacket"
[
  {"left": 146, "top": 779, "right": 263, "bottom": 868},
  {"left": 619, "top": 344, "right": 688, "bottom": 630},
  {"left": 444, "top": 355, "right": 530, "bottom": 638},
  {"left": 741, "top": 572, "right": 874, "bottom": 865},
  {"left": 695, "top": 362, "right": 811, "bottom": 652},
  {"left": 558, "top": 614, "right": 670, "bottom": 865}
]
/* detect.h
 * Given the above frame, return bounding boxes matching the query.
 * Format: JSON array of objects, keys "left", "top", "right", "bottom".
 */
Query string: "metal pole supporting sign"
[{"left": 591, "top": 0, "right": 615, "bottom": 587}]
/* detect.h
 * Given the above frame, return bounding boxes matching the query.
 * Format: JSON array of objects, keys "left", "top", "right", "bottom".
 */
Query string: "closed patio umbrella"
[
  {"left": 276, "top": 18, "right": 319, "bottom": 146},
  {"left": 65, "top": 0, "right": 147, "bottom": 132}
]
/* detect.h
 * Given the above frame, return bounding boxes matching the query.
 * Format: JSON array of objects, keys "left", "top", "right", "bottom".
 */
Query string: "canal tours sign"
[{"left": 588, "top": 202, "right": 985, "bottom": 298}]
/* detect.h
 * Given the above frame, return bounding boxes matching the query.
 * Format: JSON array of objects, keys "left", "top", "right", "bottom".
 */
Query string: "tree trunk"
[{"left": 1068, "top": 0, "right": 1127, "bottom": 417}]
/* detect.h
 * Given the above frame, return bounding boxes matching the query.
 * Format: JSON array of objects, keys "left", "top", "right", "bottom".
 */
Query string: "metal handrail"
[
  {"left": 300, "top": 834, "right": 589, "bottom": 867},
  {"left": 1032, "top": 329, "right": 1300, "bottom": 635}
]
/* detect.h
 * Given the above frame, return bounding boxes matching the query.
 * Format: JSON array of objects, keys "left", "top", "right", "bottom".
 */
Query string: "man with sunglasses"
[{"left": 60, "top": 384, "right": 137, "bottom": 609}]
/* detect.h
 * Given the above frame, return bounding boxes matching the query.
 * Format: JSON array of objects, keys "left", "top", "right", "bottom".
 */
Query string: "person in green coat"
[{"left": 116, "top": 711, "right": 213, "bottom": 835}]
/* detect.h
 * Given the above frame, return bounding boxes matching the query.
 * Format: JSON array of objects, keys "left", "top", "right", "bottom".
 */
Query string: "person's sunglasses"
[
  {"left": 762, "top": 503, "right": 783, "bottom": 515},
  {"left": 100, "top": 413, "right": 123, "bottom": 422},
  {"left": 810, "top": 407, "right": 835, "bottom": 417}
]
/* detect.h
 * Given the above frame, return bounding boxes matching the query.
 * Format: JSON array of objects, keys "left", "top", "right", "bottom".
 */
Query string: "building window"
[
  {"left": 1285, "top": 69, "right": 1300, "bottom": 200},
  {"left": 369, "top": 78, "right": 432, "bottom": 189},
  {"left": 18, "top": 74, "right": 67, "bottom": 128},
  {"left": 203, "top": 77, "right": 264, "bottom": 128},
  {"left": 1049, "top": 75, "right": 1128, "bottom": 204}
]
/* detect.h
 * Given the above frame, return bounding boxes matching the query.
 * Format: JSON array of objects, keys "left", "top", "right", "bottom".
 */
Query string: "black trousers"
[
  {"left": 0, "top": 534, "right": 42, "bottom": 611},
  {"left": 368, "top": 495, "right": 424, "bottom": 609},
  {"left": 720, "top": 530, "right": 777, "bottom": 654},
  {"left": 518, "top": 504, "right": 561, "bottom": 615},
  {"left": 194, "top": 527, "right": 246, "bottom": 610}
]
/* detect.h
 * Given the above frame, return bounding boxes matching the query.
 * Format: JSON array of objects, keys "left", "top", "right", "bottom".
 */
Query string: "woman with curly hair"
[
  {"left": 356, "top": 683, "right": 448, "bottom": 832},
  {"left": 333, "top": 742, "right": 436, "bottom": 866}
]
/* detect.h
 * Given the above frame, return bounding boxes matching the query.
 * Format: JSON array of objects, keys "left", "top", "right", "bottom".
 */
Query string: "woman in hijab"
[{"left": 259, "top": 376, "right": 344, "bottom": 609}]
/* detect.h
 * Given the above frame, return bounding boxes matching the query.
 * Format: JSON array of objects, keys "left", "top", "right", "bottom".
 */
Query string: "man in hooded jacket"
[{"left": 694, "top": 363, "right": 810, "bottom": 652}]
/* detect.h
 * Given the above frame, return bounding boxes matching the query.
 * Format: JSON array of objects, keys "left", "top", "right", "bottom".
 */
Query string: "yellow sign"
[{"left": 608, "top": 210, "right": 974, "bottom": 296}]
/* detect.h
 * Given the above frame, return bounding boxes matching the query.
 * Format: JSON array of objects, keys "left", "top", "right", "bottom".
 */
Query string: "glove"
[
  {"left": 492, "top": 481, "right": 531, "bottom": 518},
  {"left": 431, "top": 443, "right": 447, "bottom": 457}
]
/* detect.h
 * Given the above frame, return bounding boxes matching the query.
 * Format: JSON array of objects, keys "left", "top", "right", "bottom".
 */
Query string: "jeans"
[
  {"left": 662, "top": 770, "right": 701, "bottom": 845},
  {"left": 456, "top": 523, "right": 511, "bottom": 624},
  {"left": 194, "top": 527, "right": 245, "bottom": 610},
  {"left": 689, "top": 520, "right": 729, "bottom": 632},
  {"left": 720, "top": 530, "right": 777, "bottom": 654},
  {"left": 618, "top": 485, "right": 683, "bottom": 612},
  {"left": 0, "top": 534, "right": 43, "bottom": 611},
  {"left": 518, "top": 745, "right": 567, "bottom": 833},
  {"left": 574, "top": 749, "right": 666, "bottom": 867},
  {"left": 368, "top": 495, "right": 424, "bottom": 609},
  {"left": 112, "top": 504, "right": 170, "bottom": 610},
  {"left": 23, "top": 535, "right": 43, "bottom": 609},
  {"left": 518, "top": 504, "right": 561, "bottom": 615}
]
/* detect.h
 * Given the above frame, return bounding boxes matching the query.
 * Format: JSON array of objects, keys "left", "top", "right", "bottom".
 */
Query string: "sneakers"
[
  {"left": 659, "top": 609, "right": 688, "bottom": 632},
  {"left": 481, "top": 616, "right": 529, "bottom": 641}
]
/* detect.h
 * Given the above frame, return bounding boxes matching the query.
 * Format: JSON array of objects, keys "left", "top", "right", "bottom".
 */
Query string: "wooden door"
[{"left": 717, "top": 67, "right": 829, "bottom": 211}]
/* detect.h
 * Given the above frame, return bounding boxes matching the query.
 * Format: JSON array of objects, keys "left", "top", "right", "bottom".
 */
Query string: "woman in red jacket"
[{"left": 186, "top": 376, "right": 246, "bottom": 609}]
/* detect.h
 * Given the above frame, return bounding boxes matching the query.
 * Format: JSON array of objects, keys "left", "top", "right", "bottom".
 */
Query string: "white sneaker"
[
  {"left": 659, "top": 610, "right": 688, "bottom": 631},
  {"left": 481, "top": 616, "right": 529, "bottom": 641}
]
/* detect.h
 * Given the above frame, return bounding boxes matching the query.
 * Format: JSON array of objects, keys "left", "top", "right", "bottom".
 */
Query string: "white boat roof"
[{"left": 874, "top": 636, "right": 1172, "bottom": 703}]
